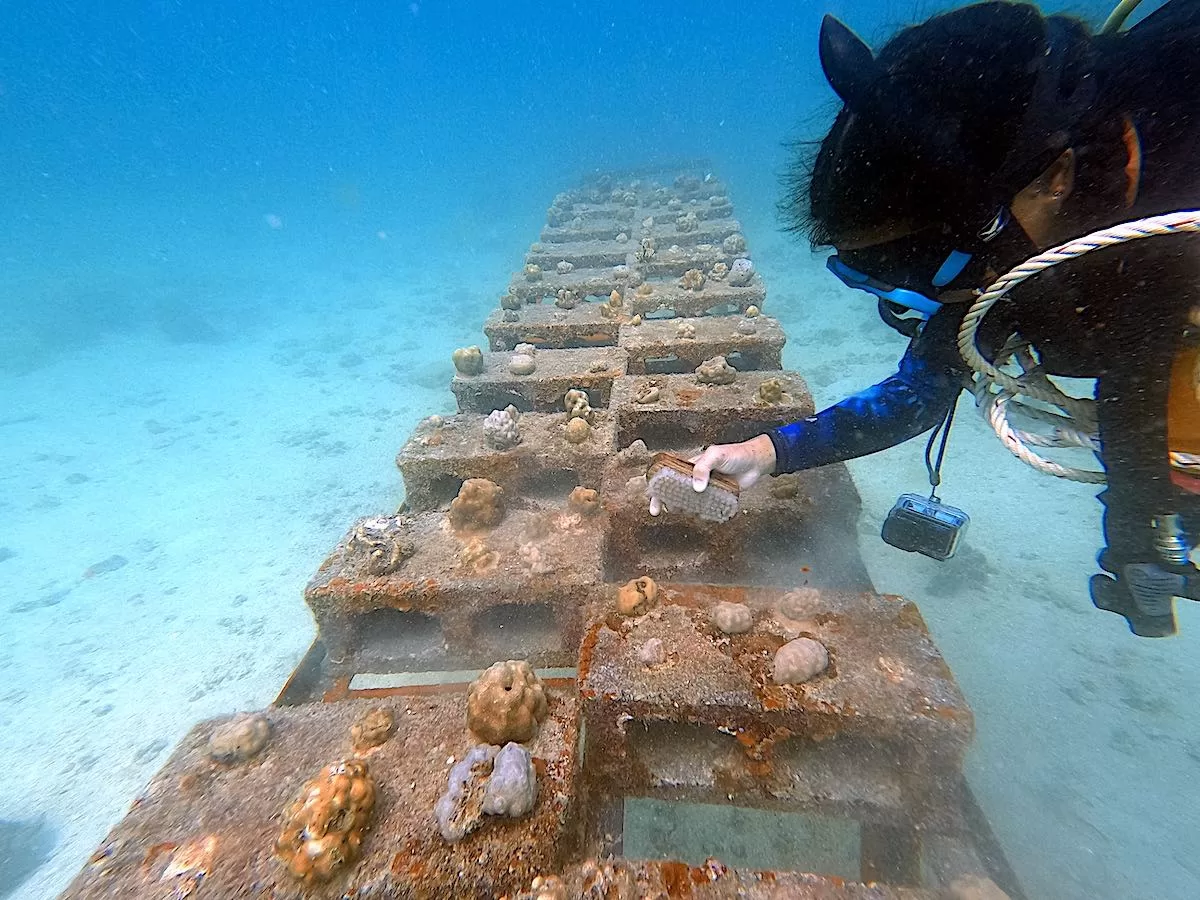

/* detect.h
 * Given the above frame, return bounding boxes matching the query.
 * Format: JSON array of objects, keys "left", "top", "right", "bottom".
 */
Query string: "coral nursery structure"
[{"left": 61, "top": 169, "right": 1023, "bottom": 900}]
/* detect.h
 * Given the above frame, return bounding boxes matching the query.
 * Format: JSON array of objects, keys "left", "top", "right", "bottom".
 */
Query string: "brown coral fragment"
[
  {"left": 579, "top": 858, "right": 637, "bottom": 897},
  {"left": 275, "top": 759, "right": 376, "bottom": 885},
  {"left": 466, "top": 660, "right": 549, "bottom": 745},
  {"left": 635, "top": 235, "right": 656, "bottom": 262},
  {"left": 599, "top": 289, "right": 625, "bottom": 320},
  {"left": 159, "top": 834, "right": 217, "bottom": 897},
  {"left": 459, "top": 537, "right": 500, "bottom": 573},
  {"left": 563, "top": 388, "right": 594, "bottom": 422},
  {"left": 567, "top": 486, "right": 601, "bottom": 516},
  {"left": 564, "top": 417, "right": 591, "bottom": 444},
  {"left": 417, "top": 415, "right": 445, "bottom": 447},
  {"left": 448, "top": 479, "right": 505, "bottom": 531},
  {"left": 616, "top": 576, "right": 658, "bottom": 616},
  {"left": 633, "top": 382, "right": 661, "bottom": 404},
  {"left": 518, "top": 541, "right": 555, "bottom": 575},
  {"left": 723, "top": 233, "right": 747, "bottom": 254},
  {"left": 696, "top": 355, "right": 737, "bottom": 385},
  {"left": 207, "top": 713, "right": 271, "bottom": 765},
  {"left": 528, "top": 874, "right": 569, "bottom": 900},
  {"left": 351, "top": 707, "right": 397, "bottom": 753},
  {"left": 778, "top": 586, "right": 821, "bottom": 620},
  {"left": 756, "top": 377, "right": 790, "bottom": 406},
  {"left": 508, "top": 353, "right": 537, "bottom": 376},
  {"left": 772, "top": 637, "right": 829, "bottom": 684},
  {"left": 458, "top": 540, "right": 496, "bottom": 573}
]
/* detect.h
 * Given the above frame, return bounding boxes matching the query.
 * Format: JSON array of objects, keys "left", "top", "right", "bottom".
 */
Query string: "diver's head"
[{"left": 790, "top": 1, "right": 1120, "bottom": 318}]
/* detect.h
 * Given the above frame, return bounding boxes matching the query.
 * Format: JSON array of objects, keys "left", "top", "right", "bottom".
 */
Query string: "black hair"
[{"left": 785, "top": 0, "right": 1200, "bottom": 250}]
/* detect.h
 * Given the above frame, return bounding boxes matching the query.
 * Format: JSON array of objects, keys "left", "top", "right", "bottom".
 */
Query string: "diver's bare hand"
[{"left": 648, "top": 434, "right": 777, "bottom": 516}]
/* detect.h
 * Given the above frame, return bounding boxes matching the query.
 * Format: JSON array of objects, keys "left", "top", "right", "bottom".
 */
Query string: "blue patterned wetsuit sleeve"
[{"left": 767, "top": 306, "right": 968, "bottom": 474}]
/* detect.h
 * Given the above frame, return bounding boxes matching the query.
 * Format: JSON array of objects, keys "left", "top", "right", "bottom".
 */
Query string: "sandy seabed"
[{"left": 1, "top": 223, "right": 1197, "bottom": 900}]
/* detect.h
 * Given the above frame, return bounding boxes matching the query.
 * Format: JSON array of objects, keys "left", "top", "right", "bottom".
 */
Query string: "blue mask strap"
[{"left": 932, "top": 249, "right": 972, "bottom": 288}]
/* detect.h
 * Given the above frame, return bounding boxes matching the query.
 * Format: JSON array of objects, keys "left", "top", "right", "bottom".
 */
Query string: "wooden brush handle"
[{"left": 647, "top": 452, "right": 741, "bottom": 497}]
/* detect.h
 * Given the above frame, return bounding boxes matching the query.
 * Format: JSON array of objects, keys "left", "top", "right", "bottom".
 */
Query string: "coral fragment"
[{"left": 467, "top": 660, "right": 549, "bottom": 745}]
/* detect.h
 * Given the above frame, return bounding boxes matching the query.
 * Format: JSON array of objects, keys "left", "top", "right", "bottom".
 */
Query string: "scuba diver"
[{"left": 652, "top": 0, "right": 1200, "bottom": 636}]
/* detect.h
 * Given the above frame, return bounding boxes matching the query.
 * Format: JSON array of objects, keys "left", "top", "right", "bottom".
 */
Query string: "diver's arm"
[{"left": 767, "top": 306, "right": 967, "bottom": 474}]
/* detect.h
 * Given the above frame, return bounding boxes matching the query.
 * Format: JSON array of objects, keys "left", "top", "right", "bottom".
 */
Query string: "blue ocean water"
[
  {"left": 2, "top": 2, "right": 1195, "bottom": 899},
  {"left": 0, "top": 0, "right": 1131, "bottom": 364}
]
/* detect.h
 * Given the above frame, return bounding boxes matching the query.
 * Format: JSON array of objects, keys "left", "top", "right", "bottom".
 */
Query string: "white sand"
[
  {"left": 0, "top": 255, "right": 495, "bottom": 898},
  {"left": 2, "top": 200, "right": 1197, "bottom": 900}
]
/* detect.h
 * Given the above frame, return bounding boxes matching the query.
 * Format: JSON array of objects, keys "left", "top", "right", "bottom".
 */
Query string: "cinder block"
[
  {"left": 624, "top": 276, "right": 766, "bottom": 318},
  {"left": 527, "top": 218, "right": 743, "bottom": 270},
  {"left": 609, "top": 370, "right": 814, "bottom": 448},
  {"left": 600, "top": 445, "right": 866, "bottom": 587},
  {"left": 619, "top": 315, "right": 784, "bottom": 374},
  {"left": 60, "top": 689, "right": 580, "bottom": 900},
  {"left": 397, "top": 411, "right": 616, "bottom": 512},
  {"left": 305, "top": 505, "right": 606, "bottom": 673},
  {"left": 451, "top": 347, "right": 628, "bottom": 414},
  {"left": 578, "top": 584, "right": 973, "bottom": 832},
  {"left": 483, "top": 305, "right": 621, "bottom": 351}
]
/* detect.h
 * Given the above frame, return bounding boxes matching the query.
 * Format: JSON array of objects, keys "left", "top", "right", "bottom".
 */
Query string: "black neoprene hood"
[{"left": 811, "top": 2, "right": 1098, "bottom": 252}]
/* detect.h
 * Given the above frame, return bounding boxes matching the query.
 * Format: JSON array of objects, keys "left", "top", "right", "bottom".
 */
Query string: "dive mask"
[
  {"left": 827, "top": 207, "right": 1036, "bottom": 320},
  {"left": 826, "top": 252, "right": 965, "bottom": 319}
]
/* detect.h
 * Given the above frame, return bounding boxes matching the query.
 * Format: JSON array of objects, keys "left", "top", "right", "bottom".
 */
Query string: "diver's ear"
[
  {"left": 818, "top": 15, "right": 881, "bottom": 110},
  {"left": 1011, "top": 149, "right": 1078, "bottom": 246},
  {"left": 1046, "top": 148, "right": 1076, "bottom": 202}
]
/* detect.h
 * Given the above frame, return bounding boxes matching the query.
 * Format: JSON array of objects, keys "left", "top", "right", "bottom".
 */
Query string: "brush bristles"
[{"left": 645, "top": 465, "right": 739, "bottom": 523}]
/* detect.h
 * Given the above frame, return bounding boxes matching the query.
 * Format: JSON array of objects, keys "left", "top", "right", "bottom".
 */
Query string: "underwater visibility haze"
[{"left": 1, "top": 1, "right": 1198, "bottom": 898}]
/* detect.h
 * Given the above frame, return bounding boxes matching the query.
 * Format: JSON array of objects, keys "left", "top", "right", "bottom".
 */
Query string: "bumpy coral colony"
[
  {"left": 274, "top": 759, "right": 376, "bottom": 884},
  {"left": 467, "top": 659, "right": 549, "bottom": 745}
]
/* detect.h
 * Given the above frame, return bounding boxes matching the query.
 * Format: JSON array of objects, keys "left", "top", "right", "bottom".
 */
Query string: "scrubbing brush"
[{"left": 645, "top": 452, "right": 740, "bottom": 523}]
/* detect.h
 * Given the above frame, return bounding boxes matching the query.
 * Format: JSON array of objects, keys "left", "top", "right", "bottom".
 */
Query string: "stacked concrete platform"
[{"left": 60, "top": 169, "right": 1023, "bottom": 900}]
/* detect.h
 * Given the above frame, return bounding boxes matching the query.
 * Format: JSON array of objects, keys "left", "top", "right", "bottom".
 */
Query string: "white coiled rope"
[{"left": 957, "top": 210, "right": 1200, "bottom": 483}]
